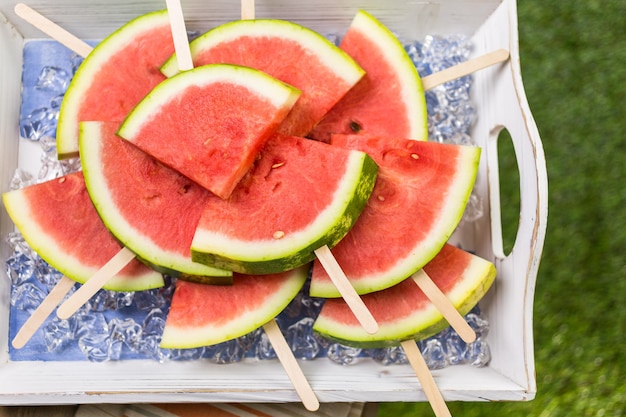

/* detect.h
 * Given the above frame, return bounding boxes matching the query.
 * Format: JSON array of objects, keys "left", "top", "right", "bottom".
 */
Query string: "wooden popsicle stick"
[
  {"left": 412, "top": 270, "right": 476, "bottom": 343},
  {"left": 240, "top": 0, "right": 255, "bottom": 20},
  {"left": 14, "top": 3, "right": 93, "bottom": 58},
  {"left": 263, "top": 319, "right": 320, "bottom": 411},
  {"left": 11, "top": 276, "right": 76, "bottom": 349},
  {"left": 421, "top": 48, "right": 509, "bottom": 91},
  {"left": 314, "top": 245, "right": 379, "bottom": 334},
  {"left": 231, "top": 5, "right": 318, "bottom": 412},
  {"left": 56, "top": 247, "right": 136, "bottom": 320},
  {"left": 401, "top": 339, "right": 453, "bottom": 417},
  {"left": 165, "top": 0, "right": 194, "bottom": 71}
]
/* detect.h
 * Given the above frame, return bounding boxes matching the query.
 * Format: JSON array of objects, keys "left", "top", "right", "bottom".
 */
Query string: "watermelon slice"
[
  {"left": 313, "top": 244, "right": 496, "bottom": 348},
  {"left": 56, "top": 10, "right": 175, "bottom": 159},
  {"left": 160, "top": 18, "right": 365, "bottom": 137},
  {"left": 309, "top": 134, "right": 480, "bottom": 297},
  {"left": 117, "top": 64, "right": 301, "bottom": 199},
  {"left": 1, "top": 172, "right": 164, "bottom": 291},
  {"left": 160, "top": 264, "right": 309, "bottom": 348},
  {"left": 191, "top": 134, "right": 378, "bottom": 275},
  {"left": 308, "top": 10, "right": 428, "bottom": 143},
  {"left": 79, "top": 121, "right": 231, "bottom": 283}
]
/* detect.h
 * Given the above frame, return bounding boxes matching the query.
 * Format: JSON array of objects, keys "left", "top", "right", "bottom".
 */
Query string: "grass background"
[{"left": 379, "top": 0, "right": 625, "bottom": 416}]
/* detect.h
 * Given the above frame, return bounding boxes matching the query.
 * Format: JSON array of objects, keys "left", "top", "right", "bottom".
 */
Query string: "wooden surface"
[
  {"left": 0, "top": 406, "right": 78, "bottom": 417},
  {"left": 0, "top": 403, "right": 378, "bottom": 416}
]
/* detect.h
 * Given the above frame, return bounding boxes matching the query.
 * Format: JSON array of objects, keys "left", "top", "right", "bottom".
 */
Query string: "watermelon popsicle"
[
  {"left": 159, "top": 264, "right": 318, "bottom": 411},
  {"left": 314, "top": 245, "right": 497, "bottom": 417},
  {"left": 2, "top": 173, "right": 165, "bottom": 348}
]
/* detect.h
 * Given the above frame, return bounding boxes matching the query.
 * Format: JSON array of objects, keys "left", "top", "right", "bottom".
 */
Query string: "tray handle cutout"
[{"left": 488, "top": 126, "right": 520, "bottom": 259}]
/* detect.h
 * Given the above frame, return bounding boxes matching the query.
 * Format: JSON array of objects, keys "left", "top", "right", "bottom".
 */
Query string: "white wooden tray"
[{"left": 0, "top": 0, "right": 547, "bottom": 405}]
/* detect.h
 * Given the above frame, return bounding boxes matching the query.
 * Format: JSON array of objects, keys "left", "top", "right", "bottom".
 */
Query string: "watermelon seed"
[
  {"left": 178, "top": 184, "right": 191, "bottom": 195},
  {"left": 273, "top": 231, "right": 285, "bottom": 239},
  {"left": 272, "top": 161, "right": 285, "bottom": 169},
  {"left": 377, "top": 195, "right": 385, "bottom": 201},
  {"left": 411, "top": 153, "right": 420, "bottom": 160},
  {"left": 58, "top": 177, "right": 66, "bottom": 183},
  {"left": 349, "top": 120, "right": 362, "bottom": 133}
]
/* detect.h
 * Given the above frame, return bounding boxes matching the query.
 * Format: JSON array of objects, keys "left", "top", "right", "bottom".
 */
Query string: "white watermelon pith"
[
  {"left": 117, "top": 64, "right": 301, "bottom": 199},
  {"left": 161, "top": 18, "right": 365, "bottom": 137},
  {"left": 313, "top": 244, "right": 496, "bottom": 348},
  {"left": 161, "top": 265, "right": 309, "bottom": 348}
]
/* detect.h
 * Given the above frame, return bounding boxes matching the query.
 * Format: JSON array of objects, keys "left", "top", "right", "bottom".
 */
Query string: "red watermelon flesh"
[
  {"left": 198, "top": 135, "right": 354, "bottom": 238},
  {"left": 161, "top": 264, "right": 309, "bottom": 348},
  {"left": 161, "top": 19, "right": 365, "bottom": 137},
  {"left": 117, "top": 64, "right": 301, "bottom": 200},
  {"left": 309, "top": 134, "right": 480, "bottom": 297},
  {"left": 191, "top": 133, "right": 378, "bottom": 275},
  {"left": 56, "top": 10, "right": 175, "bottom": 159},
  {"left": 1, "top": 172, "right": 164, "bottom": 291},
  {"left": 313, "top": 244, "right": 496, "bottom": 348},
  {"left": 308, "top": 10, "right": 427, "bottom": 143},
  {"left": 79, "top": 121, "right": 231, "bottom": 283}
]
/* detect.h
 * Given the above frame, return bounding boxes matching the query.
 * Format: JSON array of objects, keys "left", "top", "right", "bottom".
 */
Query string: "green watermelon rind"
[
  {"left": 310, "top": 145, "right": 482, "bottom": 298},
  {"left": 160, "top": 18, "right": 364, "bottom": 85},
  {"left": 79, "top": 121, "right": 232, "bottom": 281},
  {"left": 160, "top": 264, "right": 310, "bottom": 349},
  {"left": 350, "top": 9, "right": 428, "bottom": 141},
  {"left": 191, "top": 152, "right": 379, "bottom": 275},
  {"left": 56, "top": 9, "right": 170, "bottom": 160},
  {"left": 117, "top": 63, "right": 302, "bottom": 142},
  {"left": 312, "top": 256, "right": 497, "bottom": 348},
  {"left": 2, "top": 184, "right": 165, "bottom": 292}
]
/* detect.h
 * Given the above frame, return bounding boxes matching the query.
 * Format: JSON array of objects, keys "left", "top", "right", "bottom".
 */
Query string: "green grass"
[{"left": 379, "top": 0, "right": 626, "bottom": 416}]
